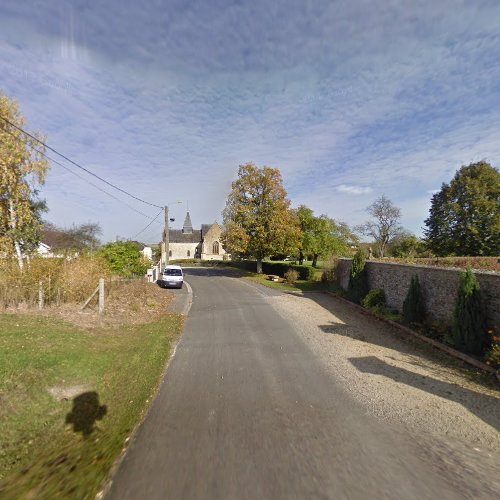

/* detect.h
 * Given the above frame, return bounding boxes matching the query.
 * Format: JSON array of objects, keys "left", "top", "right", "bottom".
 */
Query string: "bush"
[
  {"left": 362, "top": 288, "right": 386, "bottom": 310},
  {"left": 402, "top": 275, "right": 425, "bottom": 325},
  {"left": 284, "top": 269, "right": 299, "bottom": 285},
  {"left": 348, "top": 250, "right": 368, "bottom": 303},
  {"left": 452, "top": 269, "right": 489, "bottom": 355},
  {"left": 229, "top": 261, "right": 314, "bottom": 280},
  {"left": 99, "top": 241, "right": 149, "bottom": 277}
]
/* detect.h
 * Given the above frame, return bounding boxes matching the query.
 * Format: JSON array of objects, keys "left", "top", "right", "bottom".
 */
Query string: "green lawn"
[
  {"left": 243, "top": 273, "right": 330, "bottom": 293},
  {"left": 0, "top": 313, "right": 183, "bottom": 499}
]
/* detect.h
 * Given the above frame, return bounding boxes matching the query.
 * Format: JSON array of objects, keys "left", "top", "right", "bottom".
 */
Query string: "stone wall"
[
  {"left": 169, "top": 242, "right": 200, "bottom": 261},
  {"left": 336, "top": 259, "right": 499, "bottom": 327}
]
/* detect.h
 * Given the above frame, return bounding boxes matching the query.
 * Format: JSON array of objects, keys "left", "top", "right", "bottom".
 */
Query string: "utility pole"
[{"left": 164, "top": 205, "right": 170, "bottom": 267}]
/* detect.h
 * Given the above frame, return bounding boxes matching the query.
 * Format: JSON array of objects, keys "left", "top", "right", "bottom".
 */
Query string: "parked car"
[{"left": 159, "top": 265, "right": 184, "bottom": 289}]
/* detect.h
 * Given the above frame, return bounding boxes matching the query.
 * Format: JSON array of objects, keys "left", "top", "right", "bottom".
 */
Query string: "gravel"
[{"left": 267, "top": 291, "right": 500, "bottom": 492}]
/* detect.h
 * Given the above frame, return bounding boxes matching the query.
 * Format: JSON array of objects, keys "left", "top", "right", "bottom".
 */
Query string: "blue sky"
[{"left": 1, "top": 0, "right": 499, "bottom": 243}]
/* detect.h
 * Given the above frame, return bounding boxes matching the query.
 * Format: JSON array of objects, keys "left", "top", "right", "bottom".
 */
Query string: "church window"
[
  {"left": 169, "top": 250, "right": 172, "bottom": 257},
  {"left": 213, "top": 241, "right": 219, "bottom": 254},
  {"left": 187, "top": 250, "right": 191, "bottom": 257}
]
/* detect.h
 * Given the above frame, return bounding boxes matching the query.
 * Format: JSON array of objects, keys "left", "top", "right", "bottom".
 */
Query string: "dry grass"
[
  {"left": 0, "top": 256, "right": 112, "bottom": 308},
  {"left": 9, "top": 280, "right": 174, "bottom": 330}
]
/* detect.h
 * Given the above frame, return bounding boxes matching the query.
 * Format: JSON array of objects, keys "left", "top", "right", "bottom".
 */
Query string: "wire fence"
[{"left": 0, "top": 257, "right": 144, "bottom": 310}]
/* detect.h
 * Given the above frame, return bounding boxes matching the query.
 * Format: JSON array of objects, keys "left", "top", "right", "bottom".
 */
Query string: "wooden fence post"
[
  {"left": 38, "top": 281, "right": 44, "bottom": 310},
  {"left": 98, "top": 278, "right": 105, "bottom": 314}
]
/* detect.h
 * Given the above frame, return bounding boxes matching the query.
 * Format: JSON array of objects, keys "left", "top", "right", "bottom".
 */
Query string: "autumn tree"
[
  {"left": 424, "top": 162, "right": 500, "bottom": 256},
  {"left": 222, "top": 163, "right": 302, "bottom": 273},
  {"left": 296, "top": 205, "right": 356, "bottom": 267},
  {"left": 0, "top": 92, "right": 50, "bottom": 268},
  {"left": 356, "top": 195, "right": 403, "bottom": 258}
]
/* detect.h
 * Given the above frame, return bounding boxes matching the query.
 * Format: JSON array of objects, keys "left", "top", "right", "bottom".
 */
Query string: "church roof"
[
  {"left": 169, "top": 229, "right": 201, "bottom": 243},
  {"left": 182, "top": 212, "right": 193, "bottom": 234}
]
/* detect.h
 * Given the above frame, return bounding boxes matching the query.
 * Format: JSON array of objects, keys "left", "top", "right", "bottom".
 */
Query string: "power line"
[
  {"left": 132, "top": 208, "right": 164, "bottom": 239},
  {"left": 1, "top": 126, "right": 163, "bottom": 224},
  {"left": 0, "top": 114, "right": 163, "bottom": 209}
]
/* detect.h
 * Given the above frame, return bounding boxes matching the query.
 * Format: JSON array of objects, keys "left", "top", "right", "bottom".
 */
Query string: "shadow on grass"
[
  {"left": 349, "top": 356, "right": 500, "bottom": 432},
  {"left": 66, "top": 392, "right": 107, "bottom": 439}
]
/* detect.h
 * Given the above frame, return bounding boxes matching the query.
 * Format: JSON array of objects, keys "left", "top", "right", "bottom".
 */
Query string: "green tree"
[
  {"left": 390, "top": 233, "right": 427, "bottom": 258},
  {"left": 452, "top": 269, "right": 488, "bottom": 355},
  {"left": 348, "top": 249, "right": 369, "bottom": 303},
  {"left": 355, "top": 195, "right": 403, "bottom": 258},
  {"left": 402, "top": 275, "right": 425, "bottom": 325},
  {"left": 222, "top": 163, "right": 302, "bottom": 273},
  {"left": 296, "top": 205, "right": 356, "bottom": 267},
  {"left": 424, "top": 162, "right": 500, "bottom": 256},
  {"left": 0, "top": 92, "right": 50, "bottom": 268},
  {"left": 99, "top": 241, "right": 149, "bottom": 277}
]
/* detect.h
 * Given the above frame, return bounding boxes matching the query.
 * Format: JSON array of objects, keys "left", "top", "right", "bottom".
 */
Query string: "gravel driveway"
[{"left": 267, "top": 291, "right": 500, "bottom": 493}]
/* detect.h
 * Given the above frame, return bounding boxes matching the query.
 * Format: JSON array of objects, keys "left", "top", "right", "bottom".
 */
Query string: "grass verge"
[
  {"left": 243, "top": 273, "right": 331, "bottom": 293},
  {"left": 0, "top": 311, "right": 183, "bottom": 499}
]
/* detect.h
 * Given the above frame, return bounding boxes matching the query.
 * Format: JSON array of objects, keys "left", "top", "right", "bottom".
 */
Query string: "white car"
[{"left": 159, "top": 265, "right": 184, "bottom": 289}]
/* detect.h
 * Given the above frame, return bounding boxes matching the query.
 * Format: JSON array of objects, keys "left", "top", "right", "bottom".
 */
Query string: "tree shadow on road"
[{"left": 349, "top": 356, "right": 500, "bottom": 432}]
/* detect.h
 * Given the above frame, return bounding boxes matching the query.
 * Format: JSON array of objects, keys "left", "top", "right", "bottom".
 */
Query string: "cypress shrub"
[
  {"left": 402, "top": 275, "right": 425, "bottom": 325},
  {"left": 362, "top": 288, "right": 386, "bottom": 310},
  {"left": 452, "top": 269, "right": 488, "bottom": 355},
  {"left": 348, "top": 250, "right": 369, "bottom": 303}
]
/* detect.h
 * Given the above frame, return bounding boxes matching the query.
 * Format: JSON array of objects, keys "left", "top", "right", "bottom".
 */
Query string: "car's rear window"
[{"left": 164, "top": 269, "right": 182, "bottom": 276}]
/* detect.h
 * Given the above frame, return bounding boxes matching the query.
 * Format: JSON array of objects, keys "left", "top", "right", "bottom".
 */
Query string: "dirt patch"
[
  {"left": 4, "top": 280, "right": 174, "bottom": 329},
  {"left": 48, "top": 385, "right": 92, "bottom": 401}
]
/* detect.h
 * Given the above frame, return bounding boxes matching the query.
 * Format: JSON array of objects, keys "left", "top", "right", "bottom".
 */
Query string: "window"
[
  {"left": 187, "top": 250, "right": 191, "bottom": 257},
  {"left": 169, "top": 250, "right": 172, "bottom": 257},
  {"left": 164, "top": 269, "right": 182, "bottom": 276},
  {"left": 213, "top": 241, "right": 219, "bottom": 254}
]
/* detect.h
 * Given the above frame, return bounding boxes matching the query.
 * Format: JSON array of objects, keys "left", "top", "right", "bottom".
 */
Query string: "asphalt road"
[{"left": 106, "top": 268, "right": 479, "bottom": 500}]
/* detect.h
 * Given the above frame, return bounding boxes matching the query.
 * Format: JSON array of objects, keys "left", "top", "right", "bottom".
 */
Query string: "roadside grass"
[
  {"left": 0, "top": 312, "right": 183, "bottom": 499},
  {"left": 243, "top": 273, "right": 329, "bottom": 293}
]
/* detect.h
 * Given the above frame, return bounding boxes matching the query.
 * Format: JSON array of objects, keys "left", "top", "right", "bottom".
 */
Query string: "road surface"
[{"left": 106, "top": 268, "right": 494, "bottom": 500}]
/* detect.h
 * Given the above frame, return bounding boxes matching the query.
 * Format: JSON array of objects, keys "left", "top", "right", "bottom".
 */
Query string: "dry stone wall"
[{"left": 336, "top": 259, "right": 499, "bottom": 328}]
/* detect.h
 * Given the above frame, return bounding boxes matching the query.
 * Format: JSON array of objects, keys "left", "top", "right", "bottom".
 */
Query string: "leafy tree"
[
  {"left": 390, "top": 232, "right": 427, "bottom": 258},
  {"left": 296, "top": 205, "right": 356, "bottom": 266},
  {"left": 402, "top": 275, "right": 425, "bottom": 325},
  {"left": 222, "top": 163, "right": 302, "bottom": 273},
  {"left": 424, "top": 162, "right": 500, "bottom": 256},
  {"left": 356, "top": 195, "right": 403, "bottom": 257},
  {"left": 0, "top": 92, "right": 50, "bottom": 268},
  {"left": 99, "top": 241, "right": 149, "bottom": 277},
  {"left": 348, "top": 249, "right": 369, "bottom": 303},
  {"left": 452, "top": 269, "right": 488, "bottom": 355}
]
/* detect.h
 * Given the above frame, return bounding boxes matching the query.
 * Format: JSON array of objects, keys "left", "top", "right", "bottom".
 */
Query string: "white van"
[{"left": 159, "top": 265, "right": 184, "bottom": 289}]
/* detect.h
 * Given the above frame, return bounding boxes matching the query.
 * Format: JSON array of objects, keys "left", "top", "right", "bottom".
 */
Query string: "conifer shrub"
[
  {"left": 452, "top": 269, "right": 489, "bottom": 355},
  {"left": 402, "top": 275, "right": 425, "bottom": 325},
  {"left": 348, "top": 250, "right": 369, "bottom": 303},
  {"left": 362, "top": 288, "right": 386, "bottom": 310}
]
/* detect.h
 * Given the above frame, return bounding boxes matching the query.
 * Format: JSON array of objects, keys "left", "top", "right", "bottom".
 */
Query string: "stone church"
[{"left": 168, "top": 212, "right": 228, "bottom": 261}]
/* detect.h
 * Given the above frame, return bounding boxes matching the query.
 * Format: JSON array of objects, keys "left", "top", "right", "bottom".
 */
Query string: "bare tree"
[{"left": 355, "top": 195, "right": 403, "bottom": 257}]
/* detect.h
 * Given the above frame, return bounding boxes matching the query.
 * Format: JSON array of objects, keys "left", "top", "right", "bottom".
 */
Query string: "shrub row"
[
  {"left": 346, "top": 255, "right": 493, "bottom": 357},
  {"left": 230, "top": 261, "right": 315, "bottom": 280}
]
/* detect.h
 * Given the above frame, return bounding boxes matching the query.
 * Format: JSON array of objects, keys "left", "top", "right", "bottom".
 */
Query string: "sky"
[{"left": 1, "top": 0, "right": 499, "bottom": 243}]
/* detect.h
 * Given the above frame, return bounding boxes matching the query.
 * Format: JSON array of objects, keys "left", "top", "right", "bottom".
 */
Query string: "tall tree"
[
  {"left": 424, "top": 162, "right": 500, "bottom": 256},
  {"left": 0, "top": 92, "right": 50, "bottom": 268},
  {"left": 296, "top": 205, "right": 356, "bottom": 266},
  {"left": 222, "top": 163, "right": 302, "bottom": 273},
  {"left": 355, "top": 195, "right": 403, "bottom": 257}
]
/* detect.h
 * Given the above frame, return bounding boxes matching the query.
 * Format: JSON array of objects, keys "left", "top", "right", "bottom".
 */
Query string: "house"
[{"left": 167, "top": 212, "right": 228, "bottom": 261}]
